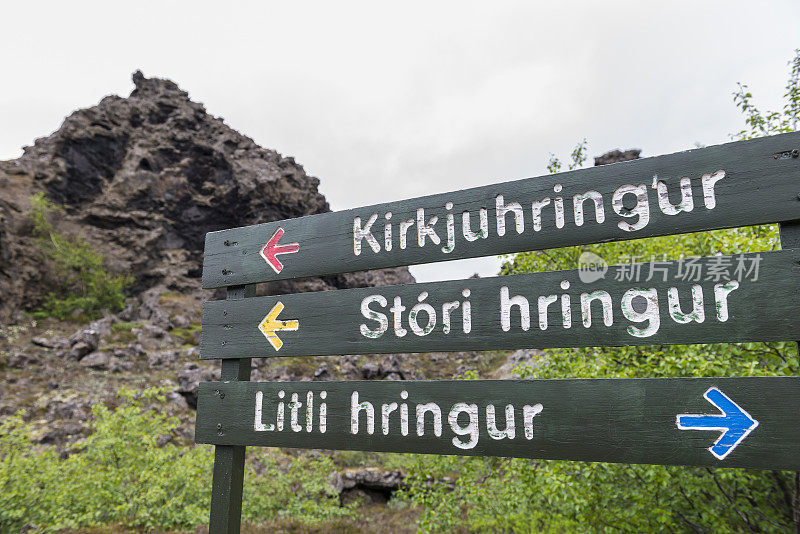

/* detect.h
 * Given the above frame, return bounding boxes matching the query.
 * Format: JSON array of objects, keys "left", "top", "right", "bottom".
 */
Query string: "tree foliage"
[
  {"left": 401, "top": 49, "right": 800, "bottom": 533},
  {"left": 733, "top": 49, "right": 800, "bottom": 140}
]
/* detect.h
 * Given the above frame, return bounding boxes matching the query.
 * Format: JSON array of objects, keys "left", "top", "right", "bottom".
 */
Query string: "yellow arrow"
[{"left": 258, "top": 301, "right": 299, "bottom": 351}]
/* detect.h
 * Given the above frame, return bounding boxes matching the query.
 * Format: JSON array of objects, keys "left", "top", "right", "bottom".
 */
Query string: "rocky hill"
[
  {"left": 0, "top": 73, "right": 495, "bottom": 500},
  {"left": 0, "top": 73, "right": 641, "bottom": 515},
  {"left": 0, "top": 71, "right": 413, "bottom": 324}
]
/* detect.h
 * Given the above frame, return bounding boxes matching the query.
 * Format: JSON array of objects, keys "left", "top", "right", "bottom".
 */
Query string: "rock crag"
[{"left": 0, "top": 71, "right": 413, "bottom": 322}]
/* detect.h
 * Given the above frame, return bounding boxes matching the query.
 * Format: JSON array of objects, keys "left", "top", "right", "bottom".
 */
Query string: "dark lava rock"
[
  {"left": 330, "top": 469, "right": 405, "bottom": 503},
  {"left": 380, "top": 354, "right": 404, "bottom": 379},
  {"left": 68, "top": 341, "right": 94, "bottom": 361},
  {"left": 176, "top": 363, "right": 219, "bottom": 408},
  {"left": 8, "top": 352, "right": 36, "bottom": 368},
  {"left": 594, "top": 149, "right": 641, "bottom": 166},
  {"left": 31, "top": 336, "right": 60, "bottom": 349},
  {"left": 66, "top": 327, "right": 101, "bottom": 360},
  {"left": 0, "top": 71, "right": 414, "bottom": 322},
  {"left": 80, "top": 351, "right": 110, "bottom": 369},
  {"left": 147, "top": 349, "right": 180, "bottom": 369},
  {"left": 46, "top": 397, "right": 90, "bottom": 421},
  {"left": 313, "top": 363, "right": 333, "bottom": 381},
  {"left": 170, "top": 314, "right": 192, "bottom": 329},
  {"left": 361, "top": 362, "right": 381, "bottom": 379},
  {"left": 39, "top": 421, "right": 85, "bottom": 444}
]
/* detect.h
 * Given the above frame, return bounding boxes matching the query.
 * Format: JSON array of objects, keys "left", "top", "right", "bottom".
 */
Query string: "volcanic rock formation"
[
  {"left": 0, "top": 71, "right": 413, "bottom": 322},
  {"left": 594, "top": 148, "right": 641, "bottom": 166}
]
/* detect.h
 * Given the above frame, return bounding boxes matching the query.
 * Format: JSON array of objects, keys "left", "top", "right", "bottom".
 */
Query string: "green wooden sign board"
[
  {"left": 194, "top": 132, "right": 800, "bottom": 533},
  {"left": 200, "top": 250, "right": 799, "bottom": 359},
  {"left": 202, "top": 131, "right": 800, "bottom": 288},
  {"left": 196, "top": 377, "right": 800, "bottom": 471}
]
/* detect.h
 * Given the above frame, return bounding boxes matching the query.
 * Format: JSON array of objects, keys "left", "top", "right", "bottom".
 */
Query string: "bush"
[
  {"left": 243, "top": 451, "right": 355, "bottom": 525},
  {"left": 28, "top": 192, "right": 132, "bottom": 320},
  {"left": 0, "top": 389, "right": 352, "bottom": 532},
  {"left": 0, "top": 389, "right": 211, "bottom": 532}
]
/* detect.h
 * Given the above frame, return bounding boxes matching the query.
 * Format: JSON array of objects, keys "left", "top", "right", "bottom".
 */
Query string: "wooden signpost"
[
  {"left": 200, "top": 250, "right": 799, "bottom": 358},
  {"left": 202, "top": 132, "right": 800, "bottom": 288},
  {"left": 195, "top": 132, "right": 800, "bottom": 533},
  {"left": 196, "top": 377, "right": 800, "bottom": 470}
]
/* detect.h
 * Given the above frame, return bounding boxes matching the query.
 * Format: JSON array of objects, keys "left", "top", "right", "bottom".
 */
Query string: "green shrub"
[
  {"left": 170, "top": 325, "right": 202, "bottom": 346},
  {"left": 243, "top": 451, "right": 355, "bottom": 525},
  {"left": 0, "top": 389, "right": 352, "bottom": 532},
  {"left": 28, "top": 192, "right": 132, "bottom": 320},
  {"left": 0, "top": 389, "right": 209, "bottom": 532}
]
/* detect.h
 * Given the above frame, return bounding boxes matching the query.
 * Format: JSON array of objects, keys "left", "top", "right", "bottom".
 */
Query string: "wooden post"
[
  {"left": 779, "top": 220, "right": 800, "bottom": 363},
  {"left": 779, "top": 217, "right": 800, "bottom": 534},
  {"left": 208, "top": 284, "right": 255, "bottom": 534}
]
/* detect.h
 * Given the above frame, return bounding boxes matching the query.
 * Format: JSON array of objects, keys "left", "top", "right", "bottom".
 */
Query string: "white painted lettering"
[
  {"left": 462, "top": 209, "right": 489, "bottom": 241},
  {"left": 353, "top": 214, "right": 380, "bottom": 254},
  {"left": 667, "top": 285, "right": 705, "bottom": 324},
  {"left": 360, "top": 295, "right": 388, "bottom": 338},
  {"left": 500, "top": 286, "right": 530, "bottom": 332},
  {"left": 449, "top": 403, "right": 479, "bottom": 449},
  {"left": 351, "top": 391, "right": 375, "bottom": 435},
  {"left": 581, "top": 290, "right": 613, "bottom": 327},
  {"left": 714, "top": 280, "right": 739, "bottom": 321},
  {"left": 573, "top": 190, "right": 606, "bottom": 226},
  {"left": 417, "top": 208, "right": 441, "bottom": 247},
  {"left": 612, "top": 184, "right": 650, "bottom": 232},
  {"left": 486, "top": 404, "right": 515, "bottom": 440},
  {"left": 496, "top": 194, "right": 524, "bottom": 236},
  {"left": 416, "top": 402, "right": 443, "bottom": 437},
  {"left": 254, "top": 391, "right": 275, "bottom": 432},
  {"left": 657, "top": 178, "right": 693, "bottom": 215},
  {"left": 523, "top": 404, "right": 544, "bottom": 440},
  {"left": 621, "top": 288, "right": 660, "bottom": 337},
  {"left": 702, "top": 170, "right": 726, "bottom": 209}
]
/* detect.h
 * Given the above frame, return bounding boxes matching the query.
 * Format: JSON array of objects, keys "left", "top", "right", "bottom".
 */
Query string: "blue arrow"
[{"left": 676, "top": 387, "right": 759, "bottom": 460}]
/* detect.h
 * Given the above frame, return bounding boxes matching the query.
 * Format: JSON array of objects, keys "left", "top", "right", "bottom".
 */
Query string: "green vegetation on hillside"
[
  {"left": 0, "top": 389, "right": 352, "bottom": 533},
  {"left": 28, "top": 192, "right": 132, "bottom": 320}
]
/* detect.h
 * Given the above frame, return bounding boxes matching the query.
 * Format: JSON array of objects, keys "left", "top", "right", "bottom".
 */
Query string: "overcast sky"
[{"left": 1, "top": 1, "right": 798, "bottom": 282}]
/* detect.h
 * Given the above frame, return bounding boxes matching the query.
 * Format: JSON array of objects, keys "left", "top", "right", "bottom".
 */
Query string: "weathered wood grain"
[
  {"left": 200, "top": 250, "right": 800, "bottom": 359},
  {"left": 208, "top": 285, "right": 254, "bottom": 534},
  {"left": 778, "top": 221, "right": 800, "bottom": 363},
  {"left": 195, "top": 377, "right": 800, "bottom": 470},
  {"left": 203, "top": 132, "right": 800, "bottom": 288}
]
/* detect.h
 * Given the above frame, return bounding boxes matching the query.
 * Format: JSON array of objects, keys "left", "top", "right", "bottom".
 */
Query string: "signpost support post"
[
  {"left": 208, "top": 284, "right": 255, "bottom": 534},
  {"left": 778, "top": 214, "right": 800, "bottom": 531},
  {"left": 780, "top": 219, "right": 800, "bottom": 362}
]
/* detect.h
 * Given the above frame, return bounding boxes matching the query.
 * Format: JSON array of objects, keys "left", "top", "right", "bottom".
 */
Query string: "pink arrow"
[{"left": 260, "top": 227, "right": 300, "bottom": 274}]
